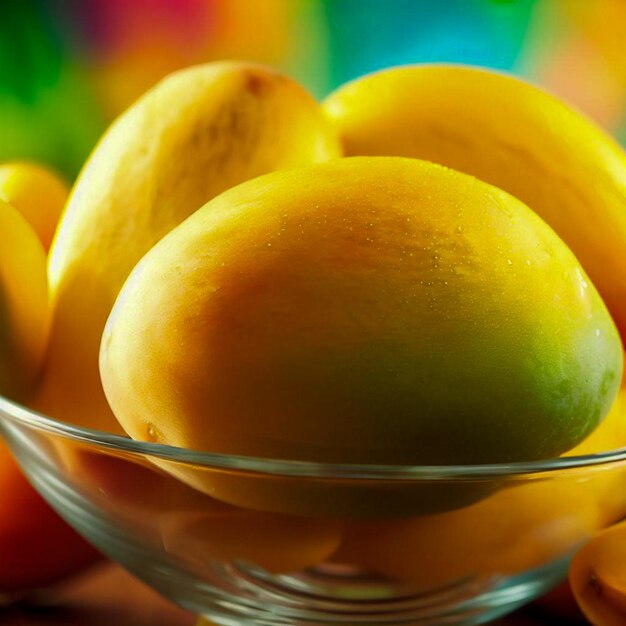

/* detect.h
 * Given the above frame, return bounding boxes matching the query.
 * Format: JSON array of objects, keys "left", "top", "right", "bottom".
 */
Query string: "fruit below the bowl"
[
  {"left": 323, "top": 64, "right": 626, "bottom": 341},
  {"left": 100, "top": 156, "right": 622, "bottom": 472},
  {"left": 34, "top": 61, "right": 341, "bottom": 434}
]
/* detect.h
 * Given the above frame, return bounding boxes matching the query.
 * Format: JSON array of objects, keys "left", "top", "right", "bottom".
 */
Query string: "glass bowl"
[{"left": 1, "top": 393, "right": 626, "bottom": 626}]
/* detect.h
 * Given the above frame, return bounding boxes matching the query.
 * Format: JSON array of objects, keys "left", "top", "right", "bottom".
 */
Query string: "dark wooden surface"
[{"left": 0, "top": 563, "right": 587, "bottom": 626}]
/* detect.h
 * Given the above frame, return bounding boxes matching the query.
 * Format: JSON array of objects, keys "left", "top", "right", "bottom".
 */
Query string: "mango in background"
[
  {"left": 0, "top": 176, "right": 99, "bottom": 591},
  {"left": 0, "top": 198, "right": 48, "bottom": 399},
  {"left": 324, "top": 65, "right": 626, "bottom": 340},
  {"left": 36, "top": 61, "right": 341, "bottom": 434},
  {"left": 0, "top": 162, "right": 69, "bottom": 251}
]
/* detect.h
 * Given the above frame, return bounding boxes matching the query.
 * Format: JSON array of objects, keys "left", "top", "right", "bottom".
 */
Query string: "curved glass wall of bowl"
[{"left": 1, "top": 393, "right": 625, "bottom": 626}]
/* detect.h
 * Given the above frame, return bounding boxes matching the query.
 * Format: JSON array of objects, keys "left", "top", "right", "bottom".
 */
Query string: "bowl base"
[{"left": 185, "top": 558, "right": 568, "bottom": 626}]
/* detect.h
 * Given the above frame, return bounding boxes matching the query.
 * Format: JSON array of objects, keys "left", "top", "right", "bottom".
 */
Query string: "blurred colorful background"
[{"left": 1, "top": 0, "right": 625, "bottom": 179}]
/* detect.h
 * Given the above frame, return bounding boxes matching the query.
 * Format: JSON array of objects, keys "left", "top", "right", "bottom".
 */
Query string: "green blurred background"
[{"left": 1, "top": 0, "right": 625, "bottom": 178}]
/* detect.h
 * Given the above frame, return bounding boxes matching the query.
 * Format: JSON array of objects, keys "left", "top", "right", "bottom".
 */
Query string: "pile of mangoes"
[
  {"left": 1, "top": 62, "right": 626, "bottom": 622},
  {"left": 0, "top": 162, "right": 100, "bottom": 592}
]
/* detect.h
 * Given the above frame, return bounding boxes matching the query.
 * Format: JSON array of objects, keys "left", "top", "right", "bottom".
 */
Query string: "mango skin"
[
  {"left": 0, "top": 161, "right": 68, "bottom": 251},
  {"left": 324, "top": 65, "right": 626, "bottom": 340},
  {"left": 35, "top": 61, "right": 341, "bottom": 432},
  {"left": 101, "top": 157, "right": 622, "bottom": 469},
  {"left": 0, "top": 199, "right": 48, "bottom": 399}
]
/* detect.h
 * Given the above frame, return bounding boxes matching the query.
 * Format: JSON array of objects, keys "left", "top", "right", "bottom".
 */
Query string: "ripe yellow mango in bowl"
[{"left": 100, "top": 157, "right": 622, "bottom": 515}]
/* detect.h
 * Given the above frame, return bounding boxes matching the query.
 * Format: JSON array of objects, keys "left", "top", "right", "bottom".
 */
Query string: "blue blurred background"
[{"left": 1, "top": 0, "right": 624, "bottom": 177}]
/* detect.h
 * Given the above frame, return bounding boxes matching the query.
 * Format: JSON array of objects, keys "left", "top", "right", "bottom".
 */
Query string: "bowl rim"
[{"left": 2, "top": 393, "right": 626, "bottom": 481}]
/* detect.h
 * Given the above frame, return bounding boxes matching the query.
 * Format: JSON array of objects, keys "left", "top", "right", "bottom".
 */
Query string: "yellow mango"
[
  {"left": 100, "top": 157, "right": 622, "bottom": 514},
  {"left": 0, "top": 162, "right": 68, "bottom": 251},
  {"left": 0, "top": 199, "right": 48, "bottom": 398},
  {"left": 35, "top": 61, "right": 341, "bottom": 432},
  {"left": 324, "top": 65, "right": 626, "bottom": 340},
  {"left": 570, "top": 520, "right": 626, "bottom": 626}
]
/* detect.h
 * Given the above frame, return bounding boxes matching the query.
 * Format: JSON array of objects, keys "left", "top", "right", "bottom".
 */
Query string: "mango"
[
  {"left": 171, "top": 468, "right": 492, "bottom": 519},
  {"left": 0, "top": 199, "right": 48, "bottom": 399},
  {"left": 0, "top": 161, "right": 68, "bottom": 251},
  {"left": 100, "top": 157, "right": 622, "bottom": 488},
  {"left": 0, "top": 198, "right": 98, "bottom": 592},
  {"left": 570, "top": 519, "right": 626, "bottom": 626},
  {"left": 323, "top": 65, "right": 626, "bottom": 340},
  {"left": 35, "top": 61, "right": 341, "bottom": 432},
  {"left": 565, "top": 370, "right": 626, "bottom": 457}
]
